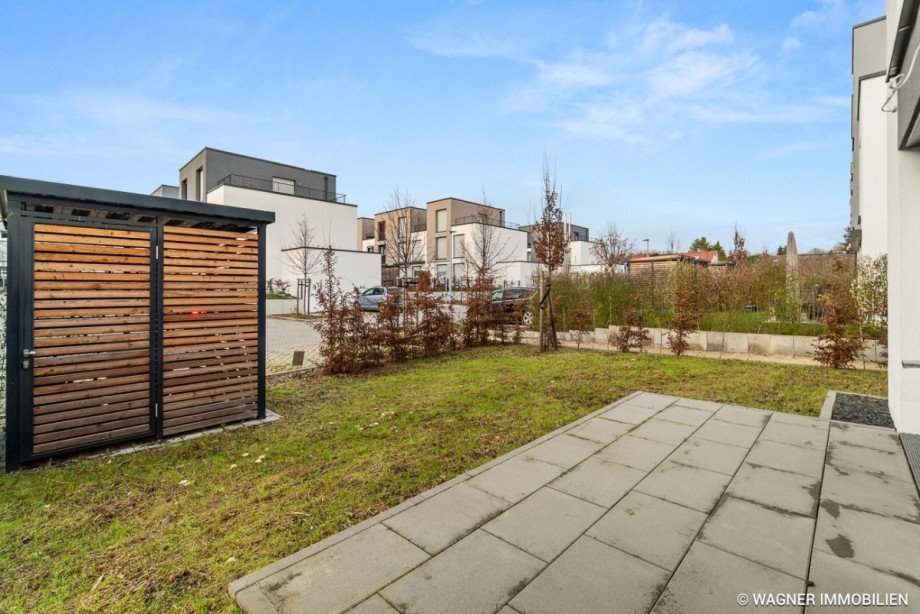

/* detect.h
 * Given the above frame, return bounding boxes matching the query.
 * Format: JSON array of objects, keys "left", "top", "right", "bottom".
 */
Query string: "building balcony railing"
[
  {"left": 214, "top": 174, "right": 348, "bottom": 204},
  {"left": 452, "top": 215, "right": 521, "bottom": 230}
]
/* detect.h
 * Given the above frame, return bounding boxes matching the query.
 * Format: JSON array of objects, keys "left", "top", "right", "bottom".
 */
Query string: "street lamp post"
[{"left": 643, "top": 238, "right": 650, "bottom": 255}]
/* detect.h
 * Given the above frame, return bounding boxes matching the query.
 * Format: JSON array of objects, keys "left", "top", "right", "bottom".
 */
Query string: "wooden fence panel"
[{"left": 161, "top": 227, "right": 259, "bottom": 436}]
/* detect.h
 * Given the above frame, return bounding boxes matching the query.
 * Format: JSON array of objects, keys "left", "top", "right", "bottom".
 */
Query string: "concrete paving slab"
[
  {"left": 699, "top": 496, "right": 814, "bottom": 579},
  {"left": 804, "top": 550, "right": 920, "bottom": 613},
  {"left": 713, "top": 405, "right": 770, "bottom": 428},
  {"left": 551, "top": 456, "right": 646, "bottom": 507},
  {"left": 383, "top": 483, "right": 510, "bottom": 554},
  {"left": 468, "top": 455, "right": 564, "bottom": 504},
  {"left": 601, "top": 403, "right": 660, "bottom": 425},
  {"left": 483, "top": 487, "right": 605, "bottom": 562},
  {"left": 567, "top": 417, "right": 632, "bottom": 444},
  {"left": 525, "top": 434, "right": 605, "bottom": 469},
  {"left": 594, "top": 435, "right": 675, "bottom": 472},
  {"left": 587, "top": 491, "right": 707, "bottom": 571},
  {"left": 694, "top": 419, "right": 761, "bottom": 449},
  {"left": 652, "top": 541, "right": 805, "bottom": 614},
  {"left": 249, "top": 524, "right": 429, "bottom": 614},
  {"left": 820, "top": 464, "right": 920, "bottom": 523},
  {"left": 760, "top": 420, "right": 827, "bottom": 450},
  {"left": 635, "top": 461, "right": 732, "bottom": 513},
  {"left": 630, "top": 418, "right": 697, "bottom": 446},
  {"left": 813, "top": 505, "right": 920, "bottom": 584},
  {"left": 826, "top": 440, "right": 914, "bottom": 483},
  {"left": 380, "top": 530, "right": 544, "bottom": 614},
  {"left": 769, "top": 411, "right": 829, "bottom": 431},
  {"left": 348, "top": 594, "right": 398, "bottom": 614},
  {"left": 510, "top": 536, "right": 669, "bottom": 614},
  {"left": 828, "top": 422, "right": 902, "bottom": 454},
  {"left": 672, "top": 398, "right": 722, "bottom": 412},
  {"left": 668, "top": 437, "right": 749, "bottom": 476},
  {"left": 655, "top": 405, "right": 712, "bottom": 427},
  {"left": 629, "top": 392, "right": 678, "bottom": 410},
  {"left": 745, "top": 439, "right": 825, "bottom": 479},
  {"left": 727, "top": 463, "right": 820, "bottom": 517}
]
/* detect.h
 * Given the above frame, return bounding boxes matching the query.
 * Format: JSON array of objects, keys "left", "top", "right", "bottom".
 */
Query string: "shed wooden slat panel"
[
  {"left": 35, "top": 292, "right": 149, "bottom": 302},
  {"left": 164, "top": 396, "right": 258, "bottom": 419},
  {"left": 35, "top": 252, "right": 150, "bottom": 265},
  {"left": 34, "top": 232, "right": 150, "bottom": 248},
  {"left": 162, "top": 367, "right": 258, "bottom": 388},
  {"left": 35, "top": 316, "right": 149, "bottom": 329},
  {"left": 166, "top": 225, "right": 258, "bottom": 240},
  {"left": 163, "top": 233, "right": 257, "bottom": 247},
  {"left": 34, "top": 415, "right": 151, "bottom": 444},
  {"left": 164, "top": 240, "right": 257, "bottom": 254},
  {"left": 164, "top": 345, "right": 256, "bottom": 362},
  {"left": 163, "top": 376, "right": 258, "bottom": 399},
  {"left": 34, "top": 364, "right": 149, "bottom": 387},
  {"left": 164, "top": 274, "right": 256, "bottom": 283},
  {"left": 163, "top": 258, "right": 258, "bottom": 268},
  {"left": 163, "top": 319, "right": 256, "bottom": 331},
  {"left": 163, "top": 361, "right": 258, "bottom": 380},
  {"left": 35, "top": 243, "right": 150, "bottom": 257},
  {"left": 164, "top": 341, "right": 256, "bottom": 355},
  {"left": 33, "top": 356, "right": 149, "bottom": 377},
  {"left": 163, "top": 282, "right": 258, "bottom": 291},
  {"left": 36, "top": 306, "right": 150, "bottom": 318},
  {"left": 163, "top": 265, "right": 257, "bottom": 275},
  {"left": 35, "top": 262, "right": 150, "bottom": 273},
  {"left": 34, "top": 340, "right": 149, "bottom": 357},
  {"left": 34, "top": 373, "right": 149, "bottom": 397},
  {"left": 37, "top": 224, "right": 150, "bottom": 239},
  {"left": 164, "top": 248, "right": 259, "bottom": 262},
  {"left": 164, "top": 304, "right": 257, "bottom": 314},
  {"left": 165, "top": 387, "right": 258, "bottom": 411},
  {"left": 33, "top": 423, "right": 151, "bottom": 455},
  {"left": 34, "top": 323, "right": 149, "bottom": 337},
  {"left": 33, "top": 381, "right": 149, "bottom": 406},
  {"left": 34, "top": 402, "right": 150, "bottom": 428},
  {"left": 35, "top": 272, "right": 150, "bottom": 282},
  {"left": 35, "top": 281, "right": 152, "bottom": 291},
  {"left": 163, "top": 332, "right": 257, "bottom": 346},
  {"left": 35, "top": 350, "right": 150, "bottom": 367},
  {"left": 33, "top": 391, "right": 149, "bottom": 416},
  {"left": 165, "top": 297, "right": 257, "bottom": 306},
  {"left": 163, "top": 409, "right": 257, "bottom": 437},
  {"left": 35, "top": 330, "right": 149, "bottom": 348}
]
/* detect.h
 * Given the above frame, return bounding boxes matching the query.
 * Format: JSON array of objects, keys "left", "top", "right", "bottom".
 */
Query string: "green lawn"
[{"left": 0, "top": 346, "right": 886, "bottom": 612}]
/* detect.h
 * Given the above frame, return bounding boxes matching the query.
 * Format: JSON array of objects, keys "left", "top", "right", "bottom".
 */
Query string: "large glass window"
[
  {"left": 452, "top": 234, "right": 464, "bottom": 258},
  {"left": 272, "top": 177, "right": 295, "bottom": 195},
  {"left": 436, "top": 209, "right": 448, "bottom": 232}
]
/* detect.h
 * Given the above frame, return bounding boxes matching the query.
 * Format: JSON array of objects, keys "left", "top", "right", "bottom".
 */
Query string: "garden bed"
[{"left": 832, "top": 392, "right": 894, "bottom": 428}]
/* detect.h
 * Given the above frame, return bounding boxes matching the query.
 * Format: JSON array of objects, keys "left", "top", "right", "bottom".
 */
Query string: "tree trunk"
[{"left": 538, "top": 272, "right": 545, "bottom": 351}]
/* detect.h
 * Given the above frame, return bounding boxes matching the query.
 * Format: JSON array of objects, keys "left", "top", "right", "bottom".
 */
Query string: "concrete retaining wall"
[{"left": 557, "top": 326, "right": 884, "bottom": 364}]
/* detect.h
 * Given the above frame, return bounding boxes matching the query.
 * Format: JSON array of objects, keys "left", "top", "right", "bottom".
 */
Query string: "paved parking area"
[{"left": 230, "top": 392, "right": 920, "bottom": 613}]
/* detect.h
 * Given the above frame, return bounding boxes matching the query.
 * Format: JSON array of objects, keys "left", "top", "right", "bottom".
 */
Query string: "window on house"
[
  {"left": 452, "top": 234, "right": 464, "bottom": 258},
  {"left": 377, "top": 221, "right": 385, "bottom": 240},
  {"left": 436, "top": 264, "right": 448, "bottom": 279},
  {"left": 181, "top": 179, "right": 188, "bottom": 200},
  {"left": 397, "top": 216, "right": 407, "bottom": 239},
  {"left": 452, "top": 262, "right": 465, "bottom": 279},
  {"left": 272, "top": 177, "right": 295, "bottom": 195},
  {"left": 196, "top": 168, "right": 204, "bottom": 201},
  {"left": 436, "top": 209, "right": 447, "bottom": 232},
  {"left": 436, "top": 236, "right": 447, "bottom": 260}
]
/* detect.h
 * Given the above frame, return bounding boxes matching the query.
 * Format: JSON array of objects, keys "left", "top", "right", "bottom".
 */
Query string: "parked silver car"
[{"left": 355, "top": 286, "right": 401, "bottom": 311}]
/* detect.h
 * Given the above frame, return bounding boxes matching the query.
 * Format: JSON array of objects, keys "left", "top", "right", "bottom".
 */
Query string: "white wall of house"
[
  {"left": 447, "top": 223, "right": 530, "bottom": 284},
  {"left": 886, "top": 0, "right": 920, "bottom": 434},
  {"left": 206, "top": 184, "right": 381, "bottom": 298},
  {"left": 858, "top": 75, "right": 889, "bottom": 256}
]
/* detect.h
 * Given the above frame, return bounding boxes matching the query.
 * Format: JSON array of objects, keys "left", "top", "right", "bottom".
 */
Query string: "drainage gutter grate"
[{"left": 901, "top": 433, "right": 920, "bottom": 495}]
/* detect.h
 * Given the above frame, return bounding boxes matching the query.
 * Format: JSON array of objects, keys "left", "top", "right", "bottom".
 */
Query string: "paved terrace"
[{"left": 230, "top": 392, "right": 920, "bottom": 613}]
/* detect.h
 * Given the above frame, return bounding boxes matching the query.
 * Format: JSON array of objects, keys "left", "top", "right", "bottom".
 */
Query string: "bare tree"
[
  {"left": 532, "top": 158, "right": 568, "bottom": 350},
  {"left": 729, "top": 223, "right": 748, "bottom": 263},
  {"left": 463, "top": 192, "right": 512, "bottom": 283},
  {"left": 665, "top": 231, "right": 681, "bottom": 254},
  {"left": 378, "top": 186, "right": 425, "bottom": 281},
  {"left": 591, "top": 223, "right": 635, "bottom": 271},
  {"left": 282, "top": 214, "right": 322, "bottom": 313}
]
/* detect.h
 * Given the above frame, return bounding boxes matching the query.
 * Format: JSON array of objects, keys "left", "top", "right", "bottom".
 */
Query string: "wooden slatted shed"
[{"left": 2, "top": 176, "right": 274, "bottom": 470}]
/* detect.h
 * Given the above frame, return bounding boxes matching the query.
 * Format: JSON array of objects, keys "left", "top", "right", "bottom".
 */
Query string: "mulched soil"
[{"left": 832, "top": 392, "right": 894, "bottom": 428}]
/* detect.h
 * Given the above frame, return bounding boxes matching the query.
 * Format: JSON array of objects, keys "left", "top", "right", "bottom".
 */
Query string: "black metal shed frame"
[{"left": 1, "top": 175, "right": 275, "bottom": 471}]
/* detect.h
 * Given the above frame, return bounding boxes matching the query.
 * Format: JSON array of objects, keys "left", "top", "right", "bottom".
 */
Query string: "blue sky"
[{"left": 0, "top": 0, "right": 885, "bottom": 252}]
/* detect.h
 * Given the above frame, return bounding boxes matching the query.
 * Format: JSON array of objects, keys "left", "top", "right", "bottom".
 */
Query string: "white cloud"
[{"left": 781, "top": 36, "right": 802, "bottom": 53}]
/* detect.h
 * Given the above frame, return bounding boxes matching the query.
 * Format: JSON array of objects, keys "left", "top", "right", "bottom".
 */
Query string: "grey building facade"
[{"left": 178, "top": 147, "right": 340, "bottom": 204}]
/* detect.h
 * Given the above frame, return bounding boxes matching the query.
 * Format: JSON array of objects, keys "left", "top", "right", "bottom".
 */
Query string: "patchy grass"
[{"left": 0, "top": 346, "right": 885, "bottom": 612}]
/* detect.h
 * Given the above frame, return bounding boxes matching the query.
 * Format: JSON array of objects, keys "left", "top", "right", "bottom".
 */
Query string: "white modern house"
[
  {"left": 163, "top": 148, "right": 381, "bottom": 302},
  {"left": 362, "top": 197, "right": 603, "bottom": 287},
  {"left": 851, "top": 17, "right": 890, "bottom": 256},
  {"left": 856, "top": 0, "right": 920, "bottom": 434}
]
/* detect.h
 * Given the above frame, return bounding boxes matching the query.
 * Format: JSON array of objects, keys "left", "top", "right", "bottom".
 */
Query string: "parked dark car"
[
  {"left": 491, "top": 286, "right": 536, "bottom": 325},
  {"left": 355, "top": 286, "right": 402, "bottom": 311}
]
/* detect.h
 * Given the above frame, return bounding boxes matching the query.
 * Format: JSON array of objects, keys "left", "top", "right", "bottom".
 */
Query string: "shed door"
[{"left": 26, "top": 221, "right": 156, "bottom": 458}]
